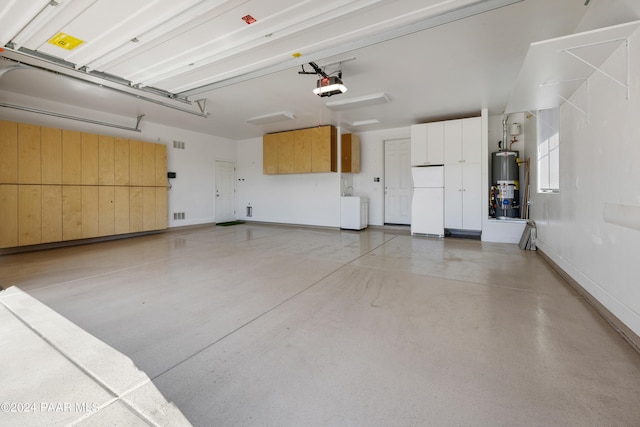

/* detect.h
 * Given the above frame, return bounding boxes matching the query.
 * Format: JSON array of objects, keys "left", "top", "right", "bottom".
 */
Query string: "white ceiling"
[{"left": 0, "top": 0, "right": 624, "bottom": 140}]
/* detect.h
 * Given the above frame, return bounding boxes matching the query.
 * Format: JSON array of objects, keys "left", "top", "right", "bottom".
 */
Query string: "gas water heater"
[{"left": 491, "top": 151, "right": 519, "bottom": 218}]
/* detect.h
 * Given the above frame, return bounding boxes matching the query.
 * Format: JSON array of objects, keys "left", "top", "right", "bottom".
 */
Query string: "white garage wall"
[
  {"left": 161, "top": 125, "right": 236, "bottom": 227},
  {"left": 234, "top": 136, "right": 341, "bottom": 227},
  {"left": 351, "top": 127, "right": 410, "bottom": 226},
  {"left": 0, "top": 92, "right": 236, "bottom": 229},
  {"left": 527, "top": 28, "right": 640, "bottom": 336}
]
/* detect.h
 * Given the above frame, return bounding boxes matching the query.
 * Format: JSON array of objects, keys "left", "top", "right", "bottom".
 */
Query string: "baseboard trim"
[
  {"left": 0, "top": 230, "right": 164, "bottom": 256},
  {"left": 538, "top": 248, "right": 640, "bottom": 353}
]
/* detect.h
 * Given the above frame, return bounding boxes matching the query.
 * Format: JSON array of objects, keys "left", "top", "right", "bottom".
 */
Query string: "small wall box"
[{"left": 168, "top": 172, "right": 177, "bottom": 178}]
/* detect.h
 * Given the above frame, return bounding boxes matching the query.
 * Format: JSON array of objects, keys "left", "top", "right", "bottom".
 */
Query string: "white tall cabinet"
[{"left": 443, "top": 117, "right": 482, "bottom": 231}]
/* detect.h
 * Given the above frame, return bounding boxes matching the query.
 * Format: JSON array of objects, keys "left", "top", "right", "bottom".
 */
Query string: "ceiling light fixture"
[
  {"left": 313, "top": 76, "right": 347, "bottom": 97},
  {"left": 246, "top": 111, "right": 295, "bottom": 125},
  {"left": 326, "top": 92, "right": 389, "bottom": 110},
  {"left": 349, "top": 119, "right": 380, "bottom": 126}
]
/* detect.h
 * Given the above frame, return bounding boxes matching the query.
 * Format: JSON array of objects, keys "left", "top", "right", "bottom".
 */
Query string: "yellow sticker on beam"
[{"left": 48, "top": 32, "right": 84, "bottom": 50}]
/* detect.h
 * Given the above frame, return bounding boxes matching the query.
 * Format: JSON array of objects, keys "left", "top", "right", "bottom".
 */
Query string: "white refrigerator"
[{"left": 411, "top": 166, "right": 444, "bottom": 237}]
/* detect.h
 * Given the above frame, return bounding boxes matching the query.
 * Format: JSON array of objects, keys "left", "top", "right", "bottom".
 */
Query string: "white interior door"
[
  {"left": 384, "top": 139, "right": 412, "bottom": 224},
  {"left": 215, "top": 160, "right": 236, "bottom": 222}
]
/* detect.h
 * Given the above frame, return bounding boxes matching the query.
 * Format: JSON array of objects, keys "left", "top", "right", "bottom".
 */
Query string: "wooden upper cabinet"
[
  {"left": 341, "top": 133, "right": 360, "bottom": 173},
  {"left": 130, "top": 139, "right": 143, "bottom": 186},
  {"left": 142, "top": 142, "right": 156, "bottom": 187},
  {"left": 81, "top": 133, "right": 99, "bottom": 185},
  {"left": 62, "top": 130, "right": 82, "bottom": 185},
  {"left": 18, "top": 123, "right": 41, "bottom": 184},
  {"left": 311, "top": 125, "right": 337, "bottom": 173},
  {"left": 277, "top": 132, "right": 295, "bottom": 174},
  {"left": 155, "top": 144, "right": 167, "bottom": 186},
  {"left": 99, "top": 135, "right": 115, "bottom": 185},
  {"left": 41, "top": 127, "right": 62, "bottom": 184},
  {"left": 263, "top": 126, "right": 336, "bottom": 174},
  {"left": 263, "top": 133, "right": 279, "bottom": 175},
  {"left": 0, "top": 120, "right": 18, "bottom": 184},
  {"left": 293, "top": 130, "right": 312, "bottom": 174},
  {"left": 114, "top": 138, "right": 130, "bottom": 186}
]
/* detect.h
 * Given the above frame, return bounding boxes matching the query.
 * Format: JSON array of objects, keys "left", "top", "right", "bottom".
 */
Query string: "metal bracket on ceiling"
[
  {"left": 136, "top": 114, "right": 145, "bottom": 131},
  {"left": 195, "top": 98, "right": 208, "bottom": 115},
  {"left": 526, "top": 110, "right": 561, "bottom": 134},
  {"left": 558, "top": 93, "right": 588, "bottom": 120},
  {"left": 537, "top": 78, "right": 589, "bottom": 122},
  {"left": 561, "top": 37, "right": 630, "bottom": 100}
]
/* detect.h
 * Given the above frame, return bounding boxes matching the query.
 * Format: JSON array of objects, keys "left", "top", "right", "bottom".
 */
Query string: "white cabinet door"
[
  {"left": 444, "top": 163, "right": 463, "bottom": 229},
  {"left": 410, "top": 124, "right": 427, "bottom": 166},
  {"left": 462, "top": 162, "right": 482, "bottom": 230},
  {"left": 426, "top": 122, "right": 444, "bottom": 164},
  {"left": 444, "top": 119, "right": 462, "bottom": 164},
  {"left": 462, "top": 117, "right": 482, "bottom": 163}
]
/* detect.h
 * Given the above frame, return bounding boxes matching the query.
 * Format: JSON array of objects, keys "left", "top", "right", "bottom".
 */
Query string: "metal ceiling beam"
[
  {"left": 0, "top": 102, "right": 143, "bottom": 132},
  {"left": 0, "top": 49, "right": 209, "bottom": 118},
  {"left": 178, "top": 0, "right": 524, "bottom": 97}
]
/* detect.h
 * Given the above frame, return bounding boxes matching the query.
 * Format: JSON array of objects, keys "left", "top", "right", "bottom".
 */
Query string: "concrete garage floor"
[{"left": 2, "top": 223, "right": 640, "bottom": 425}]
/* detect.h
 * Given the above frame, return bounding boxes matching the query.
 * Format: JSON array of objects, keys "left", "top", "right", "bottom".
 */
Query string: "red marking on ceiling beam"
[{"left": 241, "top": 14, "right": 257, "bottom": 24}]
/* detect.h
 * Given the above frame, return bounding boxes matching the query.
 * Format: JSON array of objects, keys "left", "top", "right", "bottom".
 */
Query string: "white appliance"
[
  {"left": 341, "top": 196, "right": 368, "bottom": 230},
  {"left": 411, "top": 166, "right": 444, "bottom": 236}
]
